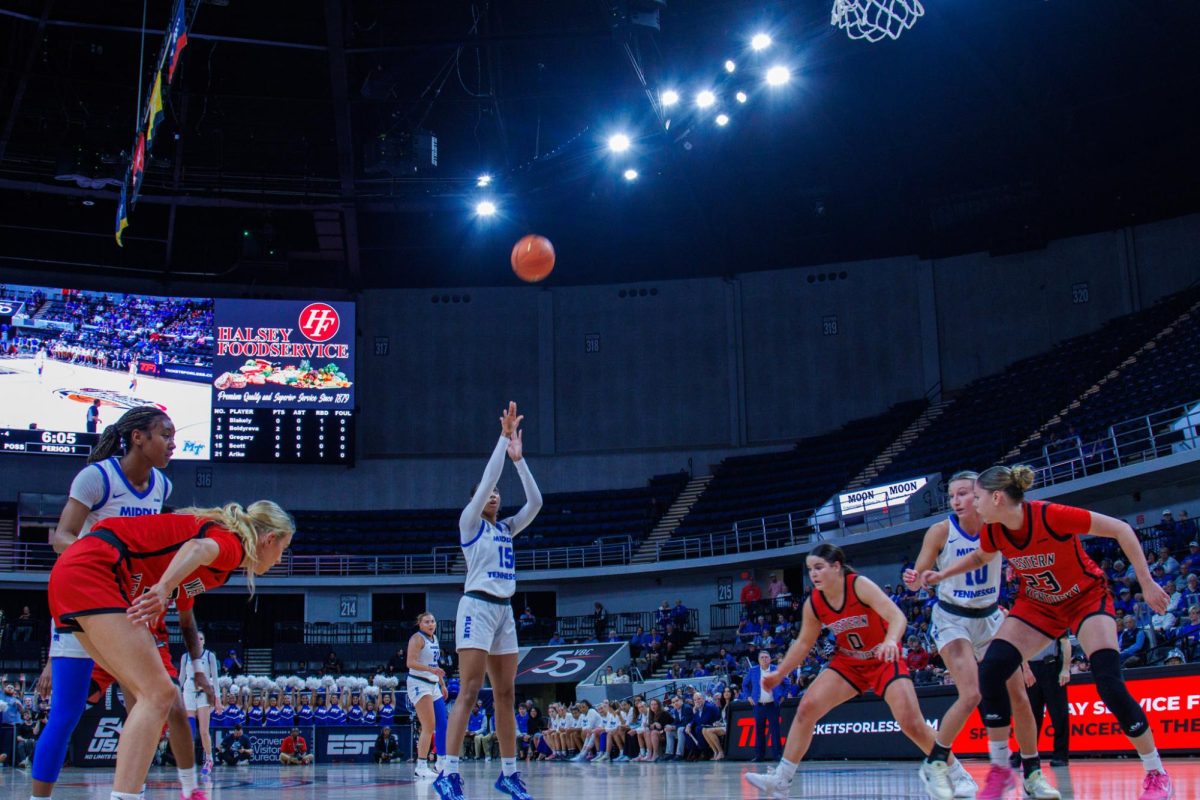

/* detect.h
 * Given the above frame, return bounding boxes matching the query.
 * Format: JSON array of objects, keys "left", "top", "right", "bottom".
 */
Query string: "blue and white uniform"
[
  {"left": 181, "top": 648, "right": 220, "bottom": 711},
  {"left": 32, "top": 456, "right": 170, "bottom": 786},
  {"left": 455, "top": 435, "right": 542, "bottom": 655},
  {"left": 930, "top": 513, "right": 1004, "bottom": 659},
  {"left": 406, "top": 631, "right": 443, "bottom": 705}
]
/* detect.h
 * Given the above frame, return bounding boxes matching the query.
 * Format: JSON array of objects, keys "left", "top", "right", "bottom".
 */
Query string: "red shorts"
[
  {"left": 1008, "top": 582, "right": 1112, "bottom": 639},
  {"left": 826, "top": 655, "right": 910, "bottom": 697},
  {"left": 48, "top": 535, "right": 132, "bottom": 632}
]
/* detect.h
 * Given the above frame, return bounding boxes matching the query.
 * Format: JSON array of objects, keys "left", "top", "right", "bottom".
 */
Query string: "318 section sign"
[{"left": 209, "top": 299, "right": 355, "bottom": 464}]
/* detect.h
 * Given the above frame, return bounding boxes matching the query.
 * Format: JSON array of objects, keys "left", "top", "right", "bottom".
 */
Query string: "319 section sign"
[{"left": 209, "top": 299, "right": 355, "bottom": 464}]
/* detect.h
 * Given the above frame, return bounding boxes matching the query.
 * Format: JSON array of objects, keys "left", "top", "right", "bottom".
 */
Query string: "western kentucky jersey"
[
  {"left": 980, "top": 501, "right": 1105, "bottom": 605},
  {"left": 935, "top": 513, "right": 1001, "bottom": 608},
  {"left": 810, "top": 572, "right": 890, "bottom": 661},
  {"left": 91, "top": 514, "right": 245, "bottom": 611}
]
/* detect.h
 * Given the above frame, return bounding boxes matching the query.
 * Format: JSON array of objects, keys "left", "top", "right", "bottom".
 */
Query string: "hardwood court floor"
[{"left": 6, "top": 759, "right": 1196, "bottom": 799}]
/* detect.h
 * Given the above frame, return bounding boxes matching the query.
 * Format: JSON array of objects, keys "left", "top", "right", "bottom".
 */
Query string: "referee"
[{"left": 1026, "top": 634, "right": 1072, "bottom": 766}]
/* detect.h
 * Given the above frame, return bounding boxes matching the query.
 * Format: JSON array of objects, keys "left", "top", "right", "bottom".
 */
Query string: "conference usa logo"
[
  {"left": 298, "top": 303, "right": 340, "bottom": 342},
  {"left": 327, "top": 733, "right": 376, "bottom": 755},
  {"left": 87, "top": 717, "right": 124, "bottom": 755}
]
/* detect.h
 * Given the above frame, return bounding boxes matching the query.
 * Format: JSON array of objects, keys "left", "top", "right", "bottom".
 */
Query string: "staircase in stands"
[
  {"left": 845, "top": 398, "right": 955, "bottom": 489},
  {"left": 245, "top": 647, "right": 273, "bottom": 675},
  {"left": 631, "top": 475, "right": 714, "bottom": 564},
  {"left": 1003, "top": 295, "right": 1200, "bottom": 460},
  {"left": 648, "top": 633, "right": 710, "bottom": 680}
]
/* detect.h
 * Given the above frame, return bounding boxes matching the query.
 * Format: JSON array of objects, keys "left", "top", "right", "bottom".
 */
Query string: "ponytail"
[
  {"left": 174, "top": 500, "right": 295, "bottom": 593},
  {"left": 976, "top": 464, "right": 1036, "bottom": 502},
  {"left": 88, "top": 405, "right": 169, "bottom": 464}
]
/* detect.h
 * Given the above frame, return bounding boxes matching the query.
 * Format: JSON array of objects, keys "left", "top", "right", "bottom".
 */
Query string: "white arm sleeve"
[
  {"left": 501, "top": 458, "right": 543, "bottom": 537},
  {"left": 458, "top": 435, "right": 510, "bottom": 541},
  {"left": 68, "top": 464, "right": 108, "bottom": 511}
]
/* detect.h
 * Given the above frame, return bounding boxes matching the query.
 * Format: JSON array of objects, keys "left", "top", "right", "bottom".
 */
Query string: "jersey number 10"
[{"left": 963, "top": 566, "right": 989, "bottom": 587}]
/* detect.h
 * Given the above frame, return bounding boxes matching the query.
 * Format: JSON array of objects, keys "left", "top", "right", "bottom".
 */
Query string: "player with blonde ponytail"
[
  {"left": 925, "top": 465, "right": 1174, "bottom": 800},
  {"left": 47, "top": 500, "right": 294, "bottom": 800}
]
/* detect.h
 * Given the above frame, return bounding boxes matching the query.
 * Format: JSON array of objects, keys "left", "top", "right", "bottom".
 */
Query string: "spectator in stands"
[
  {"left": 386, "top": 648, "right": 405, "bottom": 675},
  {"left": 1181, "top": 574, "right": 1200, "bottom": 611},
  {"left": 1155, "top": 545, "right": 1181, "bottom": 578},
  {"left": 767, "top": 573, "right": 790, "bottom": 604},
  {"left": 1, "top": 678, "right": 26, "bottom": 724},
  {"left": 218, "top": 724, "right": 252, "bottom": 766},
  {"left": 222, "top": 649, "right": 243, "bottom": 677},
  {"left": 294, "top": 660, "right": 309, "bottom": 678},
  {"left": 600, "top": 666, "right": 616, "bottom": 685},
  {"left": 640, "top": 698, "right": 671, "bottom": 762},
  {"left": 373, "top": 726, "right": 401, "bottom": 763},
  {"left": 743, "top": 651, "right": 783, "bottom": 763},
  {"left": 323, "top": 650, "right": 343, "bottom": 675},
  {"left": 1175, "top": 606, "right": 1200, "bottom": 645},
  {"left": 11, "top": 606, "right": 34, "bottom": 642},
  {"left": 547, "top": 632, "right": 564, "bottom": 646},
  {"left": 519, "top": 607, "right": 536, "bottom": 633},
  {"left": 672, "top": 599, "right": 689, "bottom": 626},
  {"left": 656, "top": 601, "right": 673, "bottom": 630},
  {"left": 1180, "top": 541, "right": 1200, "bottom": 577},
  {"left": 467, "top": 700, "right": 492, "bottom": 760},
  {"left": 683, "top": 692, "right": 719, "bottom": 761},
  {"left": 613, "top": 667, "right": 631, "bottom": 684},
  {"left": 15, "top": 707, "right": 40, "bottom": 768},
  {"left": 629, "top": 626, "right": 649, "bottom": 657},
  {"left": 1114, "top": 586, "right": 1135, "bottom": 616},
  {"left": 740, "top": 575, "right": 762, "bottom": 605},
  {"left": 701, "top": 689, "right": 732, "bottom": 762},
  {"left": 663, "top": 695, "right": 692, "bottom": 761},
  {"left": 592, "top": 602, "right": 608, "bottom": 642},
  {"left": 1118, "top": 616, "right": 1148, "bottom": 667},
  {"left": 280, "top": 727, "right": 313, "bottom": 765},
  {"left": 904, "top": 635, "right": 932, "bottom": 683}
]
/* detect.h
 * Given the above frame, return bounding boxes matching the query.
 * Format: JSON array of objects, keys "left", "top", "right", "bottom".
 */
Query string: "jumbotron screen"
[{"left": 0, "top": 285, "right": 354, "bottom": 464}]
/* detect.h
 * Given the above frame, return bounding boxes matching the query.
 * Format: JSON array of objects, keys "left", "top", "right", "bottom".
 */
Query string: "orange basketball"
[{"left": 511, "top": 234, "right": 556, "bottom": 282}]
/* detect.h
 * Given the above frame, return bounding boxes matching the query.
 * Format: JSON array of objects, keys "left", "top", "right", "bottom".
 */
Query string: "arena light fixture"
[
  {"left": 724, "top": 59, "right": 737, "bottom": 73},
  {"left": 661, "top": 89, "right": 680, "bottom": 107},
  {"left": 695, "top": 90, "right": 716, "bottom": 109},
  {"left": 608, "top": 133, "right": 632, "bottom": 153},
  {"left": 623, "top": 168, "right": 639, "bottom": 181},
  {"left": 736, "top": 91, "right": 749, "bottom": 104},
  {"left": 751, "top": 32, "right": 772, "bottom": 51},
  {"left": 766, "top": 65, "right": 791, "bottom": 87},
  {"left": 475, "top": 200, "right": 497, "bottom": 217},
  {"left": 715, "top": 114, "right": 730, "bottom": 127},
  {"left": 476, "top": 173, "right": 492, "bottom": 188}
]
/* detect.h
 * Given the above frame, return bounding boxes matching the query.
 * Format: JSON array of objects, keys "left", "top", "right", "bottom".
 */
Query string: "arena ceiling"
[{"left": 0, "top": 0, "right": 1197, "bottom": 289}]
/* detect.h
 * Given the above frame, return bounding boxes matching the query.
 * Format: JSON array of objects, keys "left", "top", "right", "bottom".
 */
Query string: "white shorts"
[
  {"left": 50, "top": 628, "right": 91, "bottom": 659},
  {"left": 930, "top": 604, "right": 1004, "bottom": 660},
  {"left": 456, "top": 594, "right": 518, "bottom": 655},
  {"left": 407, "top": 676, "right": 441, "bottom": 707},
  {"left": 182, "top": 681, "right": 211, "bottom": 712}
]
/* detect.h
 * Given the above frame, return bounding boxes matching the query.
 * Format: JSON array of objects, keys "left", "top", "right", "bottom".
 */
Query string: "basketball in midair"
[{"left": 511, "top": 234, "right": 556, "bottom": 283}]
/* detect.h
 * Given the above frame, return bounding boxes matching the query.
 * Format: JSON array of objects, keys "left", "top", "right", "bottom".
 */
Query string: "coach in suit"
[{"left": 742, "top": 650, "right": 784, "bottom": 761}]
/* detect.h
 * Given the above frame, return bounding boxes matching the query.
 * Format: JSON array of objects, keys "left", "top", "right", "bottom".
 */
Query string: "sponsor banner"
[
  {"left": 0, "top": 300, "right": 24, "bottom": 318},
  {"left": 212, "top": 299, "right": 355, "bottom": 410},
  {"left": 70, "top": 711, "right": 127, "bottom": 767},
  {"left": 515, "top": 643, "right": 626, "bottom": 685},
  {"left": 159, "top": 363, "right": 211, "bottom": 383},
  {"left": 728, "top": 665, "right": 1200, "bottom": 760},
  {"left": 838, "top": 475, "right": 931, "bottom": 517},
  {"left": 214, "top": 726, "right": 314, "bottom": 765}
]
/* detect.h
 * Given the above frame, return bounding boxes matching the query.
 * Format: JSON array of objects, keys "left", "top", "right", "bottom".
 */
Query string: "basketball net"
[{"left": 831, "top": 0, "right": 924, "bottom": 42}]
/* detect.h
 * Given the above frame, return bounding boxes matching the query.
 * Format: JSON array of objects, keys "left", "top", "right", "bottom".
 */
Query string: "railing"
[{"left": 2, "top": 398, "right": 1195, "bottom": 578}]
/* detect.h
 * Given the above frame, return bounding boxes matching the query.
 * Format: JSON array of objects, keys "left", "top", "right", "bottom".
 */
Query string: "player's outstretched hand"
[
  {"left": 500, "top": 401, "right": 523, "bottom": 438},
  {"left": 127, "top": 584, "right": 169, "bottom": 625},
  {"left": 35, "top": 661, "right": 52, "bottom": 700},
  {"left": 506, "top": 428, "right": 524, "bottom": 462},
  {"left": 1143, "top": 580, "right": 1170, "bottom": 615},
  {"left": 920, "top": 570, "right": 943, "bottom": 587},
  {"left": 902, "top": 568, "right": 922, "bottom": 590}
]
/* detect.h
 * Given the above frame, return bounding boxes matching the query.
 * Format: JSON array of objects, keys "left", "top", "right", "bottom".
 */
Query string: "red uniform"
[
  {"left": 980, "top": 500, "right": 1111, "bottom": 639},
  {"left": 810, "top": 572, "right": 909, "bottom": 696},
  {"left": 49, "top": 513, "right": 245, "bottom": 634},
  {"left": 89, "top": 623, "right": 177, "bottom": 700}
]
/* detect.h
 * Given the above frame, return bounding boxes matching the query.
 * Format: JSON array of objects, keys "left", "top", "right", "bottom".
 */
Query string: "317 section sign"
[{"left": 209, "top": 299, "right": 355, "bottom": 464}]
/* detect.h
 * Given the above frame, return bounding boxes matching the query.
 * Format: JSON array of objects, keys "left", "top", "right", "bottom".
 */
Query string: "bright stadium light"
[
  {"left": 608, "top": 133, "right": 632, "bottom": 153},
  {"left": 661, "top": 89, "right": 680, "bottom": 107},
  {"left": 715, "top": 114, "right": 730, "bottom": 127},
  {"left": 724, "top": 59, "right": 737, "bottom": 73},
  {"left": 735, "top": 91, "right": 748, "bottom": 104},
  {"left": 766, "top": 65, "right": 791, "bottom": 87},
  {"left": 623, "top": 168, "right": 639, "bottom": 181},
  {"left": 476, "top": 173, "right": 492, "bottom": 188},
  {"left": 751, "top": 32, "right": 772, "bottom": 51},
  {"left": 475, "top": 200, "right": 497, "bottom": 217},
  {"left": 695, "top": 90, "right": 716, "bottom": 109}
]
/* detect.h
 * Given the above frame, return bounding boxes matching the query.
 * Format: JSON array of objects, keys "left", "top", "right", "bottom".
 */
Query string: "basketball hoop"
[{"left": 831, "top": 0, "right": 924, "bottom": 42}]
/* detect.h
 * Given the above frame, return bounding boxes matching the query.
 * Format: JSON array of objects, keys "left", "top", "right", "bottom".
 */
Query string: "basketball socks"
[
  {"left": 444, "top": 755, "right": 461, "bottom": 775},
  {"left": 177, "top": 767, "right": 197, "bottom": 796},
  {"left": 776, "top": 757, "right": 799, "bottom": 783},
  {"left": 926, "top": 740, "right": 952, "bottom": 764},
  {"left": 31, "top": 795, "right": 51, "bottom": 800},
  {"left": 112, "top": 792, "right": 140, "bottom": 800},
  {"left": 1140, "top": 750, "right": 1163, "bottom": 773},
  {"left": 501, "top": 757, "right": 517, "bottom": 776},
  {"left": 988, "top": 740, "right": 1010, "bottom": 768},
  {"left": 1020, "top": 753, "right": 1041, "bottom": 779}
]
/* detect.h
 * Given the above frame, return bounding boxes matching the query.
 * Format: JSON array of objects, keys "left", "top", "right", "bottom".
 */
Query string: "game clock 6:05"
[{"left": 41, "top": 431, "right": 78, "bottom": 445}]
